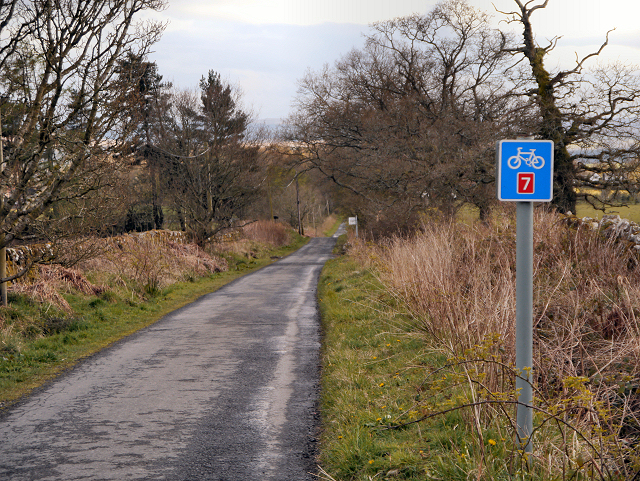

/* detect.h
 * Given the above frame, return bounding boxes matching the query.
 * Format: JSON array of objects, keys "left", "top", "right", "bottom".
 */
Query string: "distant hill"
[
  {"left": 258, "top": 118, "right": 284, "bottom": 128},
  {"left": 252, "top": 118, "right": 289, "bottom": 137}
]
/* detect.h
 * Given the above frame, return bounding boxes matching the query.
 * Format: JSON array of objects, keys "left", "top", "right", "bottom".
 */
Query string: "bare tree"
[
  {"left": 500, "top": 0, "right": 640, "bottom": 213},
  {"left": 263, "top": 166, "right": 330, "bottom": 232},
  {"left": 287, "top": 0, "right": 531, "bottom": 227},
  {"left": 0, "top": 0, "right": 166, "bottom": 264},
  {"left": 0, "top": 1, "right": 33, "bottom": 72}
]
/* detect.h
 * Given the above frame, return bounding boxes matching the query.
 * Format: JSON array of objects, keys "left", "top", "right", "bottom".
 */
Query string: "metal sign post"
[
  {"left": 515, "top": 201, "right": 533, "bottom": 452},
  {"left": 497, "top": 139, "right": 554, "bottom": 453}
]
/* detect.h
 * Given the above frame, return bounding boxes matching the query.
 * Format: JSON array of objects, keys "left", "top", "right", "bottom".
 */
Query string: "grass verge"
[
  {"left": 319, "top": 255, "right": 444, "bottom": 480},
  {"left": 323, "top": 215, "right": 343, "bottom": 237},
  {"left": 319, "top": 209, "right": 640, "bottom": 480},
  {"left": 576, "top": 201, "right": 640, "bottom": 224},
  {"left": 0, "top": 232, "right": 308, "bottom": 408}
]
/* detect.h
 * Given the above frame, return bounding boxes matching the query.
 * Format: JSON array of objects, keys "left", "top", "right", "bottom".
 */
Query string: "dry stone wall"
[
  {"left": 565, "top": 214, "right": 640, "bottom": 252},
  {"left": 3, "top": 230, "right": 191, "bottom": 282}
]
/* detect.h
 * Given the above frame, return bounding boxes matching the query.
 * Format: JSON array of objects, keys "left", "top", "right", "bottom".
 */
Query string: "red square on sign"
[{"left": 517, "top": 172, "right": 535, "bottom": 194}]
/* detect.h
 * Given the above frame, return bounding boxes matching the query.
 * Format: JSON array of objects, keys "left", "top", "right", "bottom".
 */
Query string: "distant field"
[
  {"left": 456, "top": 202, "right": 640, "bottom": 225},
  {"left": 576, "top": 201, "right": 640, "bottom": 224}
]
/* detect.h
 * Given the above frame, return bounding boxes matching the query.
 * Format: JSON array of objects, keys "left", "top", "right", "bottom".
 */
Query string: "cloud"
[
  {"left": 147, "top": 0, "right": 640, "bottom": 120},
  {"left": 161, "top": 0, "right": 437, "bottom": 26},
  {"left": 149, "top": 21, "right": 367, "bottom": 118},
  {"left": 613, "top": 31, "right": 640, "bottom": 50}
]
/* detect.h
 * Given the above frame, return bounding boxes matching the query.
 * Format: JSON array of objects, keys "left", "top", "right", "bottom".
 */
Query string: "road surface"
[{"left": 0, "top": 237, "right": 337, "bottom": 480}]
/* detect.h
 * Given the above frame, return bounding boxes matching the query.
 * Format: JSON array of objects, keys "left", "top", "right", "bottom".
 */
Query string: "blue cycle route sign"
[{"left": 496, "top": 139, "right": 554, "bottom": 202}]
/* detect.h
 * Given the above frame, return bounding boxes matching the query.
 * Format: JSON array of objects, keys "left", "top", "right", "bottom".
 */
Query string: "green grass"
[
  {"left": 576, "top": 200, "right": 640, "bottom": 224},
  {"left": 318, "top": 234, "right": 637, "bottom": 480},
  {"left": 323, "top": 216, "right": 343, "bottom": 237},
  {"left": 318, "top": 255, "right": 541, "bottom": 480},
  {"left": 0, "top": 234, "right": 308, "bottom": 408},
  {"left": 454, "top": 200, "right": 640, "bottom": 225},
  {"left": 318, "top": 255, "right": 460, "bottom": 480}
]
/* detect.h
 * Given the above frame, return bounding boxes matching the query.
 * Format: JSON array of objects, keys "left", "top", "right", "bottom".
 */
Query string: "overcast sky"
[{"left": 145, "top": 0, "right": 640, "bottom": 121}]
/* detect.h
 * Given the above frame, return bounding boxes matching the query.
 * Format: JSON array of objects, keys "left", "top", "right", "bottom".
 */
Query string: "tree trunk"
[
  {"left": 177, "top": 206, "right": 186, "bottom": 231},
  {"left": 518, "top": 5, "right": 576, "bottom": 214},
  {"left": 0, "top": 110, "right": 6, "bottom": 306},
  {"left": 148, "top": 153, "right": 163, "bottom": 230},
  {"left": 296, "top": 177, "right": 303, "bottom": 236}
]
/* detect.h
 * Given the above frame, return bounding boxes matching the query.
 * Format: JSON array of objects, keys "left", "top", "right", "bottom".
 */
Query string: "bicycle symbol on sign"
[{"left": 507, "top": 147, "right": 545, "bottom": 169}]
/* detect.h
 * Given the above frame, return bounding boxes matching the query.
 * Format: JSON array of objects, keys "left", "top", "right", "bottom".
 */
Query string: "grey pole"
[{"left": 516, "top": 201, "right": 533, "bottom": 452}]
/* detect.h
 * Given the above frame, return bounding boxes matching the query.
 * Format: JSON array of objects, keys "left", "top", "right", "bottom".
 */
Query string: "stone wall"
[
  {"left": 565, "top": 214, "right": 640, "bottom": 252},
  {"left": 3, "top": 229, "right": 191, "bottom": 283}
]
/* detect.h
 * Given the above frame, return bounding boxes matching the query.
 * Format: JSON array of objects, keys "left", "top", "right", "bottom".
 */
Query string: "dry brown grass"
[
  {"left": 211, "top": 238, "right": 260, "bottom": 259},
  {"left": 10, "top": 265, "right": 106, "bottom": 313},
  {"left": 8, "top": 232, "right": 228, "bottom": 311},
  {"left": 211, "top": 221, "right": 292, "bottom": 259},
  {"left": 11, "top": 265, "right": 96, "bottom": 312},
  {"left": 79, "top": 234, "right": 227, "bottom": 293},
  {"left": 361, "top": 208, "right": 640, "bottom": 388},
  {"left": 350, "top": 207, "right": 640, "bottom": 476},
  {"left": 304, "top": 213, "right": 337, "bottom": 237},
  {"left": 242, "top": 220, "right": 291, "bottom": 246},
  {"left": 370, "top": 220, "right": 517, "bottom": 353}
]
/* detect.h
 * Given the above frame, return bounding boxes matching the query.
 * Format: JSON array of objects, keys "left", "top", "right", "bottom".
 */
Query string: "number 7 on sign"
[{"left": 517, "top": 172, "right": 535, "bottom": 194}]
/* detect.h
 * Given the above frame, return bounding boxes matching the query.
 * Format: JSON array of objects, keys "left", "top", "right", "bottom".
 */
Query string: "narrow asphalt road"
[{"left": 0, "top": 236, "right": 337, "bottom": 480}]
